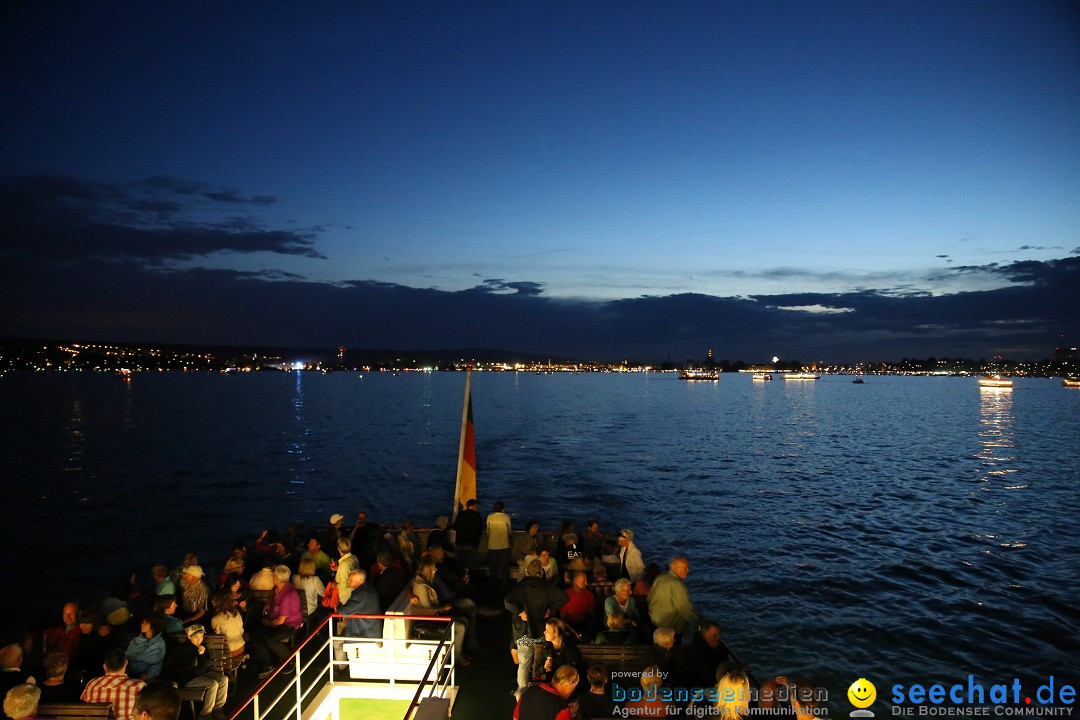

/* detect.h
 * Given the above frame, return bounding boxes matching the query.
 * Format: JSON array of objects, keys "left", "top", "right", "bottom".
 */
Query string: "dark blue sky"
[{"left": 1, "top": 1, "right": 1078, "bottom": 361}]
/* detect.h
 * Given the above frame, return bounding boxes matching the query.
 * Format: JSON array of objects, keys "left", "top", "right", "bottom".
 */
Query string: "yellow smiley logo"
[{"left": 848, "top": 678, "right": 877, "bottom": 708}]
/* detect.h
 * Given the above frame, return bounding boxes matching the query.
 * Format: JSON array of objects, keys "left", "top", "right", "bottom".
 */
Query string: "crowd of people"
[{"left": 4, "top": 501, "right": 811, "bottom": 720}]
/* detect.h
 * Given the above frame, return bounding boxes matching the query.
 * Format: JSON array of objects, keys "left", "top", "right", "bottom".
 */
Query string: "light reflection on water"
[{"left": 2, "top": 372, "right": 1079, "bottom": 702}]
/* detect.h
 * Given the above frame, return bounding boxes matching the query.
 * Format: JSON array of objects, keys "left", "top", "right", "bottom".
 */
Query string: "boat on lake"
[
  {"left": 978, "top": 374, "right": 1013, "bottom": 388},
  {"left": 679, "top": 369, "right": 720, "bottom": 380},
  {"left": 1063, "top": 377, "right": 1080, "bottom": 388},
  {"left": 752, "top": 372, "right": 772, "bottom": 381},
  {"left": 852, "top": 377, "right": 865, "bottom": 384},
  {"left": 783, "top": 372, "right": 820, "bottom": 380}
]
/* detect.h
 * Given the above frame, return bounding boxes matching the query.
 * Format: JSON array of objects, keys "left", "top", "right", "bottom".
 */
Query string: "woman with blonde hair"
[
  {"left": 397, "top": 518, "right": 418, "bottom": 573},
  {"left": 292, "top": 557, "right": 325, "bottom": 617},
  {"left": 210, "top": 589, "right": 245, "bottom": 657},
  {"left": 411, "top": 558, "right": 469, "bottom": 665},
  {"left": 715, "top": 665, "right": 751, "bottom": 719},
  {"left": 3, "top": 684, "right": 42, "bottom": 720}
]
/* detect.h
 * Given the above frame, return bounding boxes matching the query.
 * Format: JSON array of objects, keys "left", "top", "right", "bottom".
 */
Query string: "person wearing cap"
[
  {"left": 180, "top": 566, "right": 209, "bottom": 625},
  {"left": 161, "top": 624, "right": 228, "bottom": 720},
  {"left": 323, "top": 514, "right": 345, "bottom": 559},
  {"left": 616, "top": 529, "right": 645, "bottom": 583}
]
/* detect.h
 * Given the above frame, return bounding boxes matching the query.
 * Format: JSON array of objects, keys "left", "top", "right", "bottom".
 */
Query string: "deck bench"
[
  {"left": 202, "top": 632, "right": 248, "bottom": 683},
  {"left": 579, "top": 643, "right": 654, "bottom": 676},
  {"left": 37, "top": 703, "right": 114, "bottom": 720}
]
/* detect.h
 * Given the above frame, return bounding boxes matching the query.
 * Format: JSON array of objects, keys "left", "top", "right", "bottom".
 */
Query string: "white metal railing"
[{"left": 226, "top": 612, "right": 454, "bottom": 720}]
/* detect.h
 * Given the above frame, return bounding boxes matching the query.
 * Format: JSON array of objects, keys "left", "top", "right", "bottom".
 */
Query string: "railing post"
[{"left": 293, "top": 653, "right": 302, "bottom": 720}]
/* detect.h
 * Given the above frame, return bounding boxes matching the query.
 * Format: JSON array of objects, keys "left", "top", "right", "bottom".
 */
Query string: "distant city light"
[{"left": 293, "top": 361, "right": 304, "bottom": 370}]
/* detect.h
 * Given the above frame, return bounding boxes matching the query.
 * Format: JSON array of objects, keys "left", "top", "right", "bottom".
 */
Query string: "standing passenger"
[
  {"left": 453, "top": 499, "right": 484, "bottom": 573},
  {"left": 486, "top": 501, "right": 512, "bottom": 601}
]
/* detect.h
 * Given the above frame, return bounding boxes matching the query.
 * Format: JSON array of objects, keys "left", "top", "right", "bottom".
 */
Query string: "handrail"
[
  {"left": 225, "top": 611, "right": 455, "bottom": 720},
  {"left": 403, "top": 620, "right": 454, "bottom": 718},
  {"left": 226, "top": 613, "right": 334, "bottom": 720}
]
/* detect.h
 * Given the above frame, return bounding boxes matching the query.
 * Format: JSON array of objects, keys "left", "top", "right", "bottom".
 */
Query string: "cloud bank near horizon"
[{"left": 1, "top": 174, "right": 1077, "bottom": 362}]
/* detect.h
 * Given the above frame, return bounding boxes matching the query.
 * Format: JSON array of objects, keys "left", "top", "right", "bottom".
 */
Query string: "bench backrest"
[{"left": 37, "top": 702, "right": 115, "bottom": 720}]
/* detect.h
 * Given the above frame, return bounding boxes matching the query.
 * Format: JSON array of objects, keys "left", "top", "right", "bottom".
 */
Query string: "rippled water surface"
[{"left": 3, "top": 371, "right": 1078, "bottom": 697}]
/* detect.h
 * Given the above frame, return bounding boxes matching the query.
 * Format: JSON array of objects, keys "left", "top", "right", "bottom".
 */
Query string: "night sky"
[{"left": 2, "top": 2, "right": 1078, "bottom": 362}]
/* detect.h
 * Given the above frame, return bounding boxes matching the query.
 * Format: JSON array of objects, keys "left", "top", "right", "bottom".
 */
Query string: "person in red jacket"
[{"left": 513, "top": 665, "right": 579, "bottom": 720}]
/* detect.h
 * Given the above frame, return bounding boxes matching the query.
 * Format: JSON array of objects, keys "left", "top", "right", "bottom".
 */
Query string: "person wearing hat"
[
  {"left": 180, "top": 566, "right": 209, "bottom": 625},
  {"left": 161, "top": 625, "right": 228, "bottom": 720},
  {"left": 322, "top": 514, "right": 346, "bottom": 559},
  {"left": 616, "top": 529, "right": 645, "bottom": 583}
]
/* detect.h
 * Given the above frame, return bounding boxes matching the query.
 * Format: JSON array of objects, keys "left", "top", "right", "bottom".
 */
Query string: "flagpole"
[{"left": 452, "top": 369, "right": 472, "bottom": 521}]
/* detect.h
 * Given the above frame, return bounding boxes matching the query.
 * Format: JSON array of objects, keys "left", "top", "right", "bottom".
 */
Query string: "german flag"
[{"left": 454, "top": 371, "right": 477, "bottom": 517}]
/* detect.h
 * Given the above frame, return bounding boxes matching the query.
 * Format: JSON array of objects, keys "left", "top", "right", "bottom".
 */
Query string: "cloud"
[
  {"left": 0, "top": 176, "right": 1076, "bottom": 361},
  {"left": 469, "top": 279, "right": 546, "bottom": 296},
  {"left": 0, "top": 174, "right": 322, "bottom": 264}
]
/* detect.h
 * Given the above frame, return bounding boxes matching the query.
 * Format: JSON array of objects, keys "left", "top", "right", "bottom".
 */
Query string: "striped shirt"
[{"left": 81, "top": 673, "right": 146, "bottom": 720}]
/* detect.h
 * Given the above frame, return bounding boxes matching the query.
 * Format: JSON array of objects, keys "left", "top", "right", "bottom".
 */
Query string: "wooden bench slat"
[{"left": 37, "top": 703, "right": 114, "bottom": 720}]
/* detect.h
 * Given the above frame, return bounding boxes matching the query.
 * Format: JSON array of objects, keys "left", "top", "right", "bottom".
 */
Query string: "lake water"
[{"left": 2, "top": 371, "right": 1078, "bottom": 704}]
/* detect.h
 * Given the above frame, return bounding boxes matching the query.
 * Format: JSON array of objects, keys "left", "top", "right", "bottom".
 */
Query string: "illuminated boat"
[
  {"left": 1063, "top": 377, "right": 1080, "bottom": 388},
  {"left": 752, "top": 372, "right": 772, "bottom": 381},
  {"left": 978, "top": 374, "right": 1013, "bottom": 388},
  {"left": 783, "top": 372, "right": 820, "bottom": 380},
  {"left": 679, "top": 370, "right": 720, "bottom": 380}
]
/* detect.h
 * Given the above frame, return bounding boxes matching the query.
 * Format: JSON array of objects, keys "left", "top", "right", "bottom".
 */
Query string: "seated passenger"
[
  {"left": 580, "top": 520, "right": 604, "bottom": 561},
  {"left": 152, "top": 564, "right": 176, "bottom": 596},
  {"left": 252, "top": 566, "right": 303, "bottom": 677},
  {"left": 179, "top": 566, "right": 209, "bottom": 625},
  {"left": 576, "top": 662, "right": 620, "bottom": 718},
  {"left": 519, "top": 549, "right": 558, "bottom": 582},
  {"left": 37, "top": 651, "right": 80, "bottom": 702},
  {"left": 291, "top": 558, "right": 325, "bottom": 618},
  {"left": 337, "top": 570, "right": 383, "bottom": 639},
  {"left": 247, "top": 560, "right": 276, "bottom": 592},
  {"left": 624, "top": 666, "right": 672, "bottom": 718},
  {"left": 533, "top": 618, "right": 583, "bottom": 685},
  {"left": 633, "top": 562, "right": 663, "bottom": 597},
  {"left": 589, "top": 564, "right": 615, "bottom": 602},
  {"left": 592, "top": 611, "right": 636, "bottom": 646},
  {"left": 132, "top": 681, "right": 181, "bottom": 720},
  {"left": 209, "top": 591, "right": 245, "bottom": 658},
  {"left": 681, "top": 621, "right": 730, "bottom": 689},
  {"left": 424, "top": 516, "right": 453, "bottom": 554},
  {"left": 713, "top": 663, "right": 751, "bottom": 719},
  {"left": 410, "top": 558, "right": 469, "bottom": 665},
  {"left": 603, "top": 578, "right": 640, "bottom": 629},
  {"left": 396, "top": 518, "right": 419, "bottom": 573},
  {"left": 513, "top": 665, "right": 578, "bottom": 720},
  {"left": 299, "top": 537, "right": 332, "bottom": 577},
  {"left": 3, "top": 684, "right": 43, "bottom": 720},
  {"left": 0, "top": 645, "right": 33, "bottom": 696},
  {"left": 81, "top": 648, "right": 146, "bottom": 720},
  {"left": 758, "top": 675, "right": 819, "bottom": 720},
  {"left": 216, "top": 558, "right": 245, "bottom": 590},
  {"left": 558, "top": 572, "right": 596, "bottom": 638},
  {"left": 152, "top": 595, "right": 184, "bottom": 635},
  {"left": 644, "top": 627, "right": 677, "bottom": 678},
  {"left": 161, "top": 625, "right": 228, "bottom": 719},
  {"left": 125, "top": 615, "right": 167, "bottom": 679},
  {"left": 370, "top": 551, "right": 406, "bottom": 611},
  {"left": 515, "top": 521, "right": 542, "bottom": 562}
]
